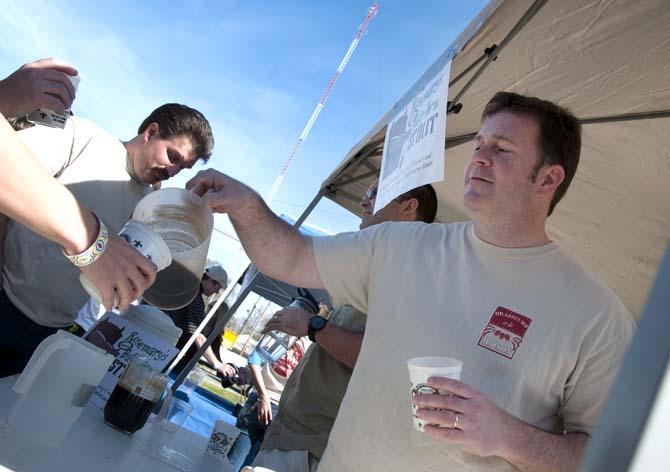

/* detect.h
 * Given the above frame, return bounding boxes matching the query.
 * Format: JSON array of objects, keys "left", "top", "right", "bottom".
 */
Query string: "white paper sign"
[
  {"left": 84, "top": 312, "right": 179, "bottom": 408},
  {"left": 375, "top": 61, "right": 451, "bottom": 213}
]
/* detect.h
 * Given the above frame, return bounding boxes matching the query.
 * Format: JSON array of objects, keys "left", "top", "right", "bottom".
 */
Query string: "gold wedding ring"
[{"left": 452, "top": 412, "right": 460, "bottom": 429}]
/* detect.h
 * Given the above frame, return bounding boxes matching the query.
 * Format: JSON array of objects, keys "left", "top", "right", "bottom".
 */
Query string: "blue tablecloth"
[
  {"left": 169, "top": 382, "right": 251, "bottom": 471},
  {"left": 181, "top": 387, "right": 239, "bottom": 437}
]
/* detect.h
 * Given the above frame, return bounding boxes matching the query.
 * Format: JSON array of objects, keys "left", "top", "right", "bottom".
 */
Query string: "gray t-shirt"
[{"left": 3, "top": 117, "right": 150, "bottom": 327}]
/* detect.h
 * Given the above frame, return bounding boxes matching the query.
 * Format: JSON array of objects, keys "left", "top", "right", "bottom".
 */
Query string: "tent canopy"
[
  {"left": 241, "top": 265, "right": 331, "bottom": 308},
  {"left": 240, "top": 214, "right": 332, "bottom": 309},
  {"left": 320, "top": 0, "right": 670, "bottom": 319}
]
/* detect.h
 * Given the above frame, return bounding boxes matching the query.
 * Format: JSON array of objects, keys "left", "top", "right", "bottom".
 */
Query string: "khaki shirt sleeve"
[
  {"left": 17, "top": 119, "right": 76, "bottom": 176},
  {"left": 561, "top": 304, "right": 635, "bottom": 433},
  {"left": 312, "top": 225, "right": 389, "bottom": 314}
]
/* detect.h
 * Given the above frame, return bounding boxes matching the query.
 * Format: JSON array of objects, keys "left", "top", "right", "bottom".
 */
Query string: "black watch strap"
[{"left": 308, "top": 316, "right": 328, "bottom": 342}]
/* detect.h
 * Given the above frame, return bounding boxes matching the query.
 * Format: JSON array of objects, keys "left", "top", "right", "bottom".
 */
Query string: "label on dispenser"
[{"left": 84, "top": 312, "right": 178, "bottom": 408}]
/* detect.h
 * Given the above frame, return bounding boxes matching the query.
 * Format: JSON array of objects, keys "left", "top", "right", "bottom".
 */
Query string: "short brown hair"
[
  {"left": 482, "top": 92, "right": 581, "bottom": 216},
  {"left": 396, "top": 183, "right": 438, "bottom": 223},
  {"left": 138, "top": 103, "right": 214, "bottom": 163},
  {"left": 9, "top": 116, "right": 34, "bottom": 131}
]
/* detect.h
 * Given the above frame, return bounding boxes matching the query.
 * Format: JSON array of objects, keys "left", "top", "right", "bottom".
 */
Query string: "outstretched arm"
[
  {"left": 194, "top": 333, "right": 225, "bottom": 372},
  {"left": 187, "top": 169, "right": 324, "bottom": 289}
]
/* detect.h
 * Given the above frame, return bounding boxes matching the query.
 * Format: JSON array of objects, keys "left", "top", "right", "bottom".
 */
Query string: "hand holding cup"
[{"left": 0, "top": 58, "right": 78, "bottom": 118}]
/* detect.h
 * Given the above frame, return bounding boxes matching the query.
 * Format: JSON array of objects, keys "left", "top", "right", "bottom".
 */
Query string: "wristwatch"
[{"left": 308, "top": 316, "right": 328, "bottom": 342}]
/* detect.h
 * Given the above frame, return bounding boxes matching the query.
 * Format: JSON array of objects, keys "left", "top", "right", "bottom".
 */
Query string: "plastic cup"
[
  {"left": 118, "top": 220, "right": 173, "bottom": 269},
  {"left": 206, "top": 419, "right": 241, "bottom": 460},
  {"left": 79, "top": 220, "right": 172, "bottom": 305},
  {"left": 255, "top": 297, "right": 319, "bottom": 363},
  {"left": 407, "top": 356, "right": 463, "bottom": 432},
  {"left": 159, "top": 396, "right": 194, "bottom": 433},
  {"left": 132, "top": 188, "right": 213, "bottom": 310},
  {"left": 27, "top": 74, "right": 80, "bottom": 128},
  {"left": 254, "top": 331, "right": 297, "bottom": 364},
  {"left": 181, "top": 369, "right": 205, "bottom": 396}
]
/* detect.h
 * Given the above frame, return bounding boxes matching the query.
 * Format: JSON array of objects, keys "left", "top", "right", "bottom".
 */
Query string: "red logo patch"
[{"left": 477, "top": 306, "right": 532, "bottom": 359}]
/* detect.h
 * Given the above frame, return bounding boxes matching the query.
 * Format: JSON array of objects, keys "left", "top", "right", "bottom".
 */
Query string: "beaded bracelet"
[{"left": 62, "top": 213, "right": 109, "bottom": 267}]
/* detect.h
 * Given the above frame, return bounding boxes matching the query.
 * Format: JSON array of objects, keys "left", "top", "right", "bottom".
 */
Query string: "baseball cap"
[{"left": 205, "top": 265, "right": 228, "bottom": 287}]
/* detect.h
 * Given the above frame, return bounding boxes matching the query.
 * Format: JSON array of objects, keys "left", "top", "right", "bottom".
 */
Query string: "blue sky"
[{"left": 1, "top": 0, "right": 487, "bottom": 272}]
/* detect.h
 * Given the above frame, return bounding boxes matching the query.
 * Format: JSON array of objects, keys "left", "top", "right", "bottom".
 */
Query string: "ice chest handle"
[{"left": 13, "top": 334, "right": 71, "bottom": 394}]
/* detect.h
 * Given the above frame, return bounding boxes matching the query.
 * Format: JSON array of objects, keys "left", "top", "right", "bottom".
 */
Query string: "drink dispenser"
[{"left": 132, "top": 188, "right": 214, "bottom": 310}]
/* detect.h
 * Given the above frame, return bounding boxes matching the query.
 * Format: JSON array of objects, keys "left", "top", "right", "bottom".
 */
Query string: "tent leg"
[
  {"left": 170, "top": 267, "right": 260, "bottom": 392},
  {"left": 293, "top": 188, "right": 328, "bottom": 227}
]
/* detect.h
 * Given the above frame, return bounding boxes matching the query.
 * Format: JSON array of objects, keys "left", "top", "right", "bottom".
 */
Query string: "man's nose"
[{"left": 471, "top": 146, "right": 493, "bottom": 167}]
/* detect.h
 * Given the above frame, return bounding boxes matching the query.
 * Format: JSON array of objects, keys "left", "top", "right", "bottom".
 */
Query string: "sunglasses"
[{"left": 363, "top": 186, "right": 378, "bottom": 201}]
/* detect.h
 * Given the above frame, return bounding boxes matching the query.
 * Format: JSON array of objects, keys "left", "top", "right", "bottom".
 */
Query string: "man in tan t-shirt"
[
  {"left": 188, "top": 92, "right": 634, "bottom": 471},
  {"left": 0, "top": 103, "right": 214, "bottom": 377},
  {"left": 250, "top": 180, "right": 437, "bottom": 471}
]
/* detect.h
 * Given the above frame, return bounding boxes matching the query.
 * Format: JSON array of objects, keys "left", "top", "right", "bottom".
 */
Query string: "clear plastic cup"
[
  {"left": 132, "top": 188, "right": 214, "bottom": 310},
  {"left": 181, "top": 369, "right": 205, "bottom": 396},
  {"left": 255, "top": 331, "right": 298, "bottom": 364},
  {"left": 255, "top": 296, "right": 319, "bottom": 363},
  {"left": 159, "top": 396, "right": 194, "bottom": 433},
  {"left": 407, "top": 356, "right": 462, "bottom": 432}
]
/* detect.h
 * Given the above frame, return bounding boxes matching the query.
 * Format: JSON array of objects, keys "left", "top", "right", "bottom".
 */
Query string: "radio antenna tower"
[{"left": 266, "top": 3, "right": 379, "bottom": 201}]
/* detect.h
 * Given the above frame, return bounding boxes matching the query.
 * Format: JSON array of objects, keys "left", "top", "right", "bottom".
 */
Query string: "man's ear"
[
  {"left": 399, "top": 197, "right": 419, "bottom": 219},
  {"left": 537, "top": 164, "right": 565, "bottom": 196},
  {"left": 143, "top": 122, "right": 160, "bottom": 142}
]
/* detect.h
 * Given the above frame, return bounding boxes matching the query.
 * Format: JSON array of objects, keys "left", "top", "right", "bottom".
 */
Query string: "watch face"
[{"left": 310, "top": 316, "right": 327, "bottom": 330}]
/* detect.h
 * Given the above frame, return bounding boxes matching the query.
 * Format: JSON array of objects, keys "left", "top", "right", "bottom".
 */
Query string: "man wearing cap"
[{"left": 164, "top": 265, "right": 229, "bottom": 375}]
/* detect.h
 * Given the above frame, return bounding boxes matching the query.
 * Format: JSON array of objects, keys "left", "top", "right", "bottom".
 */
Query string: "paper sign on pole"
[
  {"left": 84, "top": 312, "right": 179, "bottom": 408},
  {"left": 375, "top": 61, "right": 451, "bottom": 213}
]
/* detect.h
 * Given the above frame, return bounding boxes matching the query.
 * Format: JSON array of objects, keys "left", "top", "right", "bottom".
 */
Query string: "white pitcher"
[{"left": 132, "top": 188, "right": 214, "bottom": 310}]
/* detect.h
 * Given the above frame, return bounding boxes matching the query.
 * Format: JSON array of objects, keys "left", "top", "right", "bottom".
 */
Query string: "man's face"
[
  {"left": 359, "top": 179, "right": 407, "bottom": 229},
  {"left": 463, "top": 111, "right": 543, "bottom": 216},
  {"left": 201, "top": 278, "right": 222, "bottom": 297},
  {"left": 133, "top": 123, "right": 198, "bottom": 185}
]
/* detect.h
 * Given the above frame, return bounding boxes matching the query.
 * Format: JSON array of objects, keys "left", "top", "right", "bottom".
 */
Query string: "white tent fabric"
[
  {"left": 174, "top": 0, "right": 668, "bottom": 390},
  {"left": 321, "top": 0, "right": 670, "bottom": 319}
]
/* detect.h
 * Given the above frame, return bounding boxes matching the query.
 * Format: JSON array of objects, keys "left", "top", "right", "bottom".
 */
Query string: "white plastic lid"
[{"left": 122, "top": 304, "right": 182, "bottom": 346}]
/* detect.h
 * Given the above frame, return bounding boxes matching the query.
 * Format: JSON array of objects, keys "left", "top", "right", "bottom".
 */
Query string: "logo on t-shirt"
[{"left": 477, "top": 306, "right": 532, "bottom": 359}]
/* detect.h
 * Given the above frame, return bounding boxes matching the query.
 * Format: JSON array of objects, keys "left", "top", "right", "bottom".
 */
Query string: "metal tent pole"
[
  {"left": 578, "top": 244, "right": 670, "bottom": 471},
  {"left": 446, "top": 0, "right": 548, "bottom": 113},
  {"left": 170, "top": 188, "right": 329, "bottom": 393}
]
